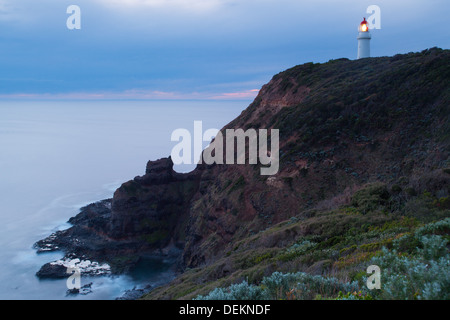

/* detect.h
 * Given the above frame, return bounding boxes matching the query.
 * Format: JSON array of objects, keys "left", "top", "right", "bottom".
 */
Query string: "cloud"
[
  {"left": 0, "top": 88, "right": 259, "bottom": 100},
  {"left": 212, "top": 89, "right": 260, "bottom": 100},
  {"left": 0, "top": 0, "right": 19, "bottom": 21},
  {"left": 0, "top": 90, "right": 180, "bottom": 100},
  {"left": 97, "top": 0, "right": 230, "bottom": 14}
]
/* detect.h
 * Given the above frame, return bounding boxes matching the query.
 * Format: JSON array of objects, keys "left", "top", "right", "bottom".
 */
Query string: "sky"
[{"left": 0, "top": 0, "right": 448, "bottom": 100}]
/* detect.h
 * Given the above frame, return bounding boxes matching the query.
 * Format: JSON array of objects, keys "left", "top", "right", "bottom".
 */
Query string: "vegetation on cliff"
[
  {"left": 142, "top": 48, "right": 449, "bottom": 300},
  {"left": 144, "top": 182, "right": 450, "bottom": 300}
]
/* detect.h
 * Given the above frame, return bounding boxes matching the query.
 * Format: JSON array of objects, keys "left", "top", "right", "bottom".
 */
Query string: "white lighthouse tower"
[{"left": 357, "top": 18, "right": 371, "bottom": 59}]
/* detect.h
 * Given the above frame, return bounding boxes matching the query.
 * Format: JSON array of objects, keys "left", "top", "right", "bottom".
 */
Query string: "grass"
[{"left": 142, "top": 181, "right": 450, "bottom": 300}]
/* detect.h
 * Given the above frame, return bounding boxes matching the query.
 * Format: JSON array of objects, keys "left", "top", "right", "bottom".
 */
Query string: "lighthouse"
[{"left": 357, "top": 18, "right": 371, "bottom": 59}]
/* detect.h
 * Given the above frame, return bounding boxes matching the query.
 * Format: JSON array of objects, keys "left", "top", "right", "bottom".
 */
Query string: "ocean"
[{"left": 0, "top": 99, "right": 247, "bottom": 300}]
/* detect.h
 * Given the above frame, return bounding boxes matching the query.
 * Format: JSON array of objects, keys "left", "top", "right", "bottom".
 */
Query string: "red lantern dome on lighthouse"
[{"left": 359, "top": 18, "right": 369, "bottom": 32}]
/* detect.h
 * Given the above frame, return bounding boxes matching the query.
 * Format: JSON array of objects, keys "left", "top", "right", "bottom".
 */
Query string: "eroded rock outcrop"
[{"left": 35, "top": 157, "right": 201, "bottom": 276}]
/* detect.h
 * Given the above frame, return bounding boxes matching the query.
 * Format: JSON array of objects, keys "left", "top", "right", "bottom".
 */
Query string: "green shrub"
[
  {"left": 194, "top": 281, "right": 267, "bottom": 300},
  {"left": 415, "top": 217, "right": 450, "bottom": 237},
  {"left": 351, "top": 183, "right": 390, "bottom": 214},
  {"left": 261, "top": 272, "right": 361, "bottom": 300},
  {"left": 277, "top": 241, "right": 316, "bottom": 262},
  {"left": 253, "top": 252, "right": 273, "bottom": 264},
  {"left": 195, "top": 271, "right": 361, "bottom": 300},
  {"left": 195, "top": 219, "right": 450, "bottom": 301},
  {"left": 368, "top": 219, "right": 450, "bottom": 300},
  {"left": 335, "top": 291, "right": 373, "bottom": 300},
  {"left": 434, "top": 197, "right": 450, "bottom": 210}
]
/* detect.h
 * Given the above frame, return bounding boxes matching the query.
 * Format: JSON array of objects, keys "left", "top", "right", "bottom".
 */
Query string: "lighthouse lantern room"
[{"left": 357, "top": 18, "right": 371, "bottom": 59}]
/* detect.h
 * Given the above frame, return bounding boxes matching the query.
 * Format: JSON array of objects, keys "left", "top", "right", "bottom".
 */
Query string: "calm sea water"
[{"left": 0, "top": 99, "right": 248, "bottom": 300}]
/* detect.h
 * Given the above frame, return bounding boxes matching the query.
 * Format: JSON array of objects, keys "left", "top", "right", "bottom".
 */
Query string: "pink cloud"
[
  {"left": 0, "top": 89, "right": 260, "bottom": 100},
  {"left": 211, "top": 89, "right": 260, "bottom": 100}
]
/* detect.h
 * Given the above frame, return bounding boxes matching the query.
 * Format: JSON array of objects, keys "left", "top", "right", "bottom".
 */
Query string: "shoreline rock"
[
  {"left": 34, "top": 158, "right": 192, "bottom": 281},
  {"left": 36, "top": 256, "right": 111, "bottom": 279}
]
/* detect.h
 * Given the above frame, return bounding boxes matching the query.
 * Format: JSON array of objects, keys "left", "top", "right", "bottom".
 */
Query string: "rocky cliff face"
[
  {"left": 35, "top": 157, "right": 202, "bottom": 274},
  {"left": 181, "top": 48, "right": 450, "bottom": 267},
  {"left": 108, "top": 157, "right": 200, "bottom": 248},
  {"left": 35, "top": 48, "right": 450, "bottom": 280}
]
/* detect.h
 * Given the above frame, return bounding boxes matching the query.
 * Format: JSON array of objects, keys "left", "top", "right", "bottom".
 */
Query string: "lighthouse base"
[{"left": 357, "top": 32, "right": 371, "bottom": 59}]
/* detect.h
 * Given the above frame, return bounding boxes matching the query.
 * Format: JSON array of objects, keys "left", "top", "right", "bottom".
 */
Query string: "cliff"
[
  {"left": 35, "top": 48, "right": 450, "bottom": 298},
  {"left": 182, "top": 47, "right": 449, "bottom": 268}
]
